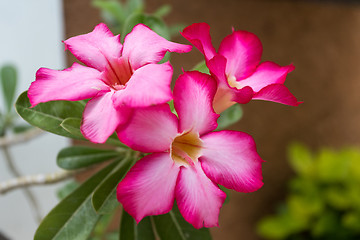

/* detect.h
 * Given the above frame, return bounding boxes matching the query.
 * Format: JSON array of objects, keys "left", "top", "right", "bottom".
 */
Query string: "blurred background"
[{"left": 1, "top": 0, "right": 360, "bottom": 239}]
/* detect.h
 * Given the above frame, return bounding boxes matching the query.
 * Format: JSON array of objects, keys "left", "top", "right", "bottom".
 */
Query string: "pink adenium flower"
[
  {"left": 116, "top": 71, "right": 263, "bottom": 228},
  {"left": 181, "top": 23, "right": 301, "bottom": 113},
  {"left": 28, "top": 23, "right": 192, "bottom": 143}
]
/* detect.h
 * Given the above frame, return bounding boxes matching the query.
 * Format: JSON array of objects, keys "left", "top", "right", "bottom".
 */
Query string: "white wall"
[{"left": 0, "top": 0, "right": 69, "bottom": 239}]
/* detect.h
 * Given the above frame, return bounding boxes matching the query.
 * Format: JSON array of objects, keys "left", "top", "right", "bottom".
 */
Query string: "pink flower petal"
[
  {"left": 218, "top": 30, "right": 262, "bottom": 80},
  {"left": 117, "top": 104, "right": 178, "bottom": 153},
  {"left": 181, "top": 23, "right": 216, "bottom": 61},
  {"left": 207, "top": 54, "right": 229, "bottom": 87},
  {"left": 231, "top": 86, "right": 254, "bottom": 104},
  {"left": 175, "top": 162, "right": 226, "bottom": 229},
  {"left": 173, "top": 71, "right": 219, "bottom": 135},
  {"left": 117, "top": 153, "right": 180, "bottom": 223},
  {"left": 253, "top": 84, "right": 302, "bottom": 106},
  {"left": 200, "top": 131, "right": 264, "bottom": 193},
  {"left": 122, "top": 24, "right": 192, "bottom": 70},
  {"left": 81, "top": 92, "right": 130, "bottom": 143},
  {"left": 235, "top": 62, "right": 295, "bottom": 92},
  {"left": 63, "top": 23, "right": 122, "bottom": 71},
  {"left": 28, "top": 63, "right": 109, "bottom": 107},
  {"left": 112, "top": 62, "right": 173, "bottom": 108}
]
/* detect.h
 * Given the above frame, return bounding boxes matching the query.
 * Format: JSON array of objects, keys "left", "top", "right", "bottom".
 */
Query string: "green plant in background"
[
  {"left": 93, "top": 0, "right": 186, "bottom": 65},
  {"left": 93, "top": 0, "right": 184, "bottom": 40},
  {"left": 0, "top": 65, "right": 32, "bottom": 136},
  {"left": 257, "top": 143, "right": 360, "bottom": 240}
]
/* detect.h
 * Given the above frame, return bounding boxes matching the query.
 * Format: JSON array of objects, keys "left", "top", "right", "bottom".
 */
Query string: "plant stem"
[
  {"left": 1, "top": 145, "right": 42, "bottom": 223},
  {"left": 0, "top": 169, "right": 78, "bottom": 194},
  {"left": 0, "top": 128, "right": 42, "bottom": 147}
]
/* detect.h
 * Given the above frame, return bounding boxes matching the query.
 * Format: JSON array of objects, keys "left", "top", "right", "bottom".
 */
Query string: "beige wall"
[{"left": 64, "top": 1, "right": 360, "bottom": 239}]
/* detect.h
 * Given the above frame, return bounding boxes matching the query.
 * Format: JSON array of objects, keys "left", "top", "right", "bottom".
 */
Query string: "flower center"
[
  {"left": 227, "top": 75, "right": 238, "bottom": 88},
  {"left": 171, "top": 131, "right": 203, "bottom": 166},
  {"left": 104, "top": 57, "right": 133, "bottom": 90}
]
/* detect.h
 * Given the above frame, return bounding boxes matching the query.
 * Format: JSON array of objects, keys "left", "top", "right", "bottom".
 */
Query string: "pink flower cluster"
[{"left": 28, "top": 23, "right": 300, "bottom": 228}]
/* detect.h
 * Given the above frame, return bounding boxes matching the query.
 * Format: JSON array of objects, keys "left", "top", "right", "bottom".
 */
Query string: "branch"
[
  {"left": 0, "top": 170, "right": 78, "bottom": 194},
  {"left": 0, "top": 128, "right": 43, "bottom": 147}
]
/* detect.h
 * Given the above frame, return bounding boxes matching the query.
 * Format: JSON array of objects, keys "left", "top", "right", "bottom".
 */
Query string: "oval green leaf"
[
  {"left": 57, "top": 146, "right": 122, "bottom": 170},
  {"left": 1, "top": 64, "right": 17, "bottom": 112},
  {"left": 15, "top": 91, "right": 84, "bottom": 138},
  {"left": 34, "top": 161, "right": 118, "bottom": 240}
]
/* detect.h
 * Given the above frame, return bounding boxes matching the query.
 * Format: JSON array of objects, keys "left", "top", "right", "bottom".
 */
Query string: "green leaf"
[
  {"left": 257, "top": 213, "right": 298, "bottom": 240},
  {"left": 287, "top": 143, "right": 315, "bottom": 177},
  {"left": 56, "top": 180, "right": 80, "bottom": 200},
  {"left": 0, "top": 113, "right": 4, "bottom": 136},
  {"left": 342, "top": 212, "right": 360, "bottom": 232},
  {"left": 57, "top": 146, "right": 122, "bottom": 170},
  {"left": 153, "top": 203, "right": 212, "bottom": 240},
  {"left": 1, "top": 64, "right": 17, "bottom": 112},
  {"left": 126, "top": 0, "right": 144, "bottom": 15},
  {"left": 153, "top": 4, "right": 171, "bottom": 17},
  {"left": 192, "top": 61, "right": 209, "bottom": 74},
  {"left": 317, "top": 148, "right": 348, "bottom": 182},
  {"left": 34, "top": 161, "right": 118, "bottom": 240},
  {"left": 92, "top": 156, "right": 133, "bottom": 214},
  {"left": 119, "top": 211, "right": 155, "bottom": 240},
  {"left": 122, "top": 13, "right": 170, "bottom": 40},
  {"left": 169, "top": 24, "right": 186, "bottom": 37},
  {"left": 12, "top": 124, "right": 33, "bottom": 134},
  {"left": 60, "top": 117, "right": 84, "bottom": 138},
  {"left": 311, "top": 211, "right": 338, "bottom": 237},
  {"left": 92, "top": 212, "right": 117, "bottom": 238},
  {"left": 216, "top": 104, "right": 242, "bottom": 130},
  {"left": 15, "top": 91, "right": 84, "bottom": 138},
  {"left": 93, "top": 0, "right": 127, "bottom": 26}
]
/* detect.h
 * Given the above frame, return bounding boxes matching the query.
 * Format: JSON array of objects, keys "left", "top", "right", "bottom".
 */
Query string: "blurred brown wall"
[{"left": 63, "top": 0, "right": 360, "bottom": 239}]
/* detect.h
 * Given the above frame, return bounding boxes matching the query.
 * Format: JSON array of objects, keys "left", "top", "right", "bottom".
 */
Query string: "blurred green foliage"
[
  {"left": 93, "top": 0, "right": 184, "bottom": 40},
  {"left": 257, "top": 143, "right": 360, "bottom": 240},
  {"left": 0, "top": 64, "right": 32, "bottom": 137}
]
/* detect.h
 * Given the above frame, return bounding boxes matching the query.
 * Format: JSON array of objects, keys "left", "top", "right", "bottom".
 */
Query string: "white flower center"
[
  {"left": 171, "top": 131, "right": 203, "bottom": 166},
  {"left": 227, "top": 75, "right": 238, "bottom": 88}
]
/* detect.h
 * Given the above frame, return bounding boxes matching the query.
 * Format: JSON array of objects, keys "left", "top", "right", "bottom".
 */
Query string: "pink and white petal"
[
  {"left": 174, "top": 71, "right": 219, "bottom": 135},
  {"left": 112, "top": 62, "right": 173, "bottom": 108},
  {"left": 64, "top": 23, "right": 122, "bottom": 71},
  {"left": 81, "top": 92, "right": 129, "bottom": 144},
  {"left": 175, "top": 162, "right": 226, "bottom": 229},
  {"left": 117, "top": 153, "right": 180, "bottom": 223},
  {"left": 236, "top": 62, "right": 295, "bottom": 92},
  {"left": 253, "top": 84, "right": 302, "bottom": 106},
  {"left": 29, "top": 63, "right": 109, "bottom": 107},
  {"left": 117, "top": 104, "right": 178, "bottom": 153},
  {"left": 181, "top": 23, "right": 216, "bottom": 61},
  {"left": 218, "top": 30, "right": 262, "bottom": 80},
  {"left": 122, "top": 24, "right": 192, "bottom": 70},
  {"left": 200, "top": 130, "right": 264, "bottom": 193}
]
